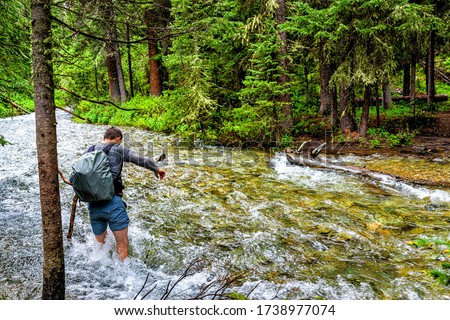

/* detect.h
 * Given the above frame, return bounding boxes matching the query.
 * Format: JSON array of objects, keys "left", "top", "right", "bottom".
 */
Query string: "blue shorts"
[{"left": 87, "top": 195, "right": 130, "bottom": 235}]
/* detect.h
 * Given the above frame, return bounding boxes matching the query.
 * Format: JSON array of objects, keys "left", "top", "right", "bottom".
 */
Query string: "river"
[{"left": 1, "top": 111, "right": 449, "bottom": 299}]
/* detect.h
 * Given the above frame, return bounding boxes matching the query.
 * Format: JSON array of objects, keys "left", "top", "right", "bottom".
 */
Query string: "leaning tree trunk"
[
  {"left": 145, "top": 9, "right": 162, "bottom": 96},
  {"left": 274, "top": 0, "right": 293, "bottom": 136},
  {"left": 31, "top": 0, "right": 65, "bottom": 300}
]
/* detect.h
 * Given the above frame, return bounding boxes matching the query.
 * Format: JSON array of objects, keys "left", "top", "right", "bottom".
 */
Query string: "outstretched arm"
[{"left": 122, "top": 146, "right": 165, "bottom": 179}]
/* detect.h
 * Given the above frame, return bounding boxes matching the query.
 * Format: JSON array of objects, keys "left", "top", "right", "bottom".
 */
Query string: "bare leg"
[
  {"left": 112, "top": 227, "right": 129, "bottom": 261},
  {"left": 95, "top": 230, "right": 107, "bottom": 244}
]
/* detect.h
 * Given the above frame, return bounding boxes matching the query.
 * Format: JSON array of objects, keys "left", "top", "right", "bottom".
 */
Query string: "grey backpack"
[{"left": 70, "top": 144, "right": 115, "bottom": 202}]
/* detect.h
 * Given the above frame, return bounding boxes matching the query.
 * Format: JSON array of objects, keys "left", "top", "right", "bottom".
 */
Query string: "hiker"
[{"left": 86, "top": 126, "right": 165, "bottom": 261}]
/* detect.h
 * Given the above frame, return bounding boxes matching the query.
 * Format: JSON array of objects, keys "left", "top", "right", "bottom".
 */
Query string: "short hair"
[{"left": 104, "top": 126, "right": 123, "bottom": 140}]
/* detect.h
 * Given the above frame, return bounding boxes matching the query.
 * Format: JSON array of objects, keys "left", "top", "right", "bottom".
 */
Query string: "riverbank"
[
  {"left": 337, "top": 110, "right": 450, "bottom": 157},
  {"left": 288, "top": 111, "right": 450, "bottom": 188}
]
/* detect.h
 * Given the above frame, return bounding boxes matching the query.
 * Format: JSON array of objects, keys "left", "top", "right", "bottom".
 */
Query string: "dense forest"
[{"left": 1, "top": 0, "right": 450, "bottom": 147}]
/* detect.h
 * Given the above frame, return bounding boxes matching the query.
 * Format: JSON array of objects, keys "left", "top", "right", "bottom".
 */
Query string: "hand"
[{"left": 154, "top": 167, "right": 166, "bottom": 180}]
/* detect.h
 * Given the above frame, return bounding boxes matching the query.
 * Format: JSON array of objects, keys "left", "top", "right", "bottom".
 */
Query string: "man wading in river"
[{"left": 81, "top": 126, "right": 165, "bottom": 261}]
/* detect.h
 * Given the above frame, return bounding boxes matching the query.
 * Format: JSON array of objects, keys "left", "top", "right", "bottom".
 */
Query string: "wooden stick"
[
  {"left": 67, "top": 194, "right": 78, "bottom": 241},
  {"left": 57, "top": 169, "right": 78, "bottom": 241}
]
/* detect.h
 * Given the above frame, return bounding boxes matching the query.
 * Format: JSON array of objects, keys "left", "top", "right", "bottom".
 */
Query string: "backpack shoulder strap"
[
  {"left": 102, "top": 143, "right": 115, "bottom": 155},
  {"left": 86, "top": 143, "right": 115, "bottom": 154}
]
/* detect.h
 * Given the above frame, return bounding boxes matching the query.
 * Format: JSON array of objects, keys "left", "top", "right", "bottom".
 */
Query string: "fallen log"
[
  {"left": 285, "top": 152, "right": 396, "bottom": 181},
  {"left": 393, "top": 94, "right": 448, "bottom": 102},
  {"left": 285, "top": 152, "right": 449, "bottom": 188},
  {"left": 355, "top": 94, "right": 448, "bottom": 105},
  {"left": 285, "top": 151, "right": 415, "bottom": 189}
]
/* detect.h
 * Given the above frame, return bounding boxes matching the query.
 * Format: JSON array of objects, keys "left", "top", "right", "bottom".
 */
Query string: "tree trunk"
[
  {"left": 100, "top": 0, "right": 126, "bottom": 103},
  {"left": 145, "top": 9, "right": 162, "bottom": 96},
  {"left": 403, "top": 63, "right": 411, "bottom": 97},
  {"left": 382, "top": 80, "right": 392, "bottom": 109},
  {"left": 375, "top": 84, "right": 380, "bottom": 127},
  {"left": 319, "top": 41, "right": 334, "bottom": 116},
  {"left": 31, "top": 0, "right": 65, "bottom": 300},
  {"left": 427, "top": 30, "right": 436, "bottom": 107},
  {"left": 358, "top": 85, "right": 371, "bottom": 137},
  {"left": 339, "top": 82, "right": 357, "bottom": 132},
  {"left": 410, "top": 53, "right": 417, "bottom": 125},
  {"left": 158, "top": 0, "right": 172, "bottom": 90},
  {"left": 126, "top": 23, "right": 134, "bottom": 98},
  {"left": 410, "top": 55, "right": 416, "bottom": 101},
  {"left": 105, "top": 51, "right": 121, "bottom": 102},
  {"left": 304, "top": 64, "right": 309, "bottom": 104},
  {"left": 116, "top": 51, "right": 127, "bottom": 103},
  {"left": 275, "top": 0, "right": 293, "bottom": 135},
  {"left": 330, "top": 87, "right": 338, "bottom": 128}
]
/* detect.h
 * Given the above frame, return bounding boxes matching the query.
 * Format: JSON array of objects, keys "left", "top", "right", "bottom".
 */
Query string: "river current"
[{"left": 0, "top": 111, "right": 449, "bottom": 299}]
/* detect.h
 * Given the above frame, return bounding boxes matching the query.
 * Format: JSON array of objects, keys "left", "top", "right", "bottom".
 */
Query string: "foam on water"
[
  {"left": 373, "top": 172, "right": 450, "bottom": 204},
  {"left": 271, "top": 153, "right": 450, "bottom": 204},
  {"left": 271, "top": 153, "right": 342, "bottom": 183}
]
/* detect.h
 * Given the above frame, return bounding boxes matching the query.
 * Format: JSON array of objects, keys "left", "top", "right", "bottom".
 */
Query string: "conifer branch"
[{"left": 56, "top": 86, "right": 142, "bottom": 111}]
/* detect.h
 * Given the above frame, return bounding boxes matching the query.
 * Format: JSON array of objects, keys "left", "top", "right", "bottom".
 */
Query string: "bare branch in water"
[
  {"left": 246, "top": 281, "right": 262, "bottom": 299},
  {"left": 134, "top": 273, "right": 151, "bottom": 300},
  {"left": 161, "top": 259, "right": 206, "bottom": 300},
  {"left": 136, "top": 259, "right": 255, "bottom": 300}
]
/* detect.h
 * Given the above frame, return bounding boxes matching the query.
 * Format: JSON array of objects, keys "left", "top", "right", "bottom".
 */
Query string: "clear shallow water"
[{"left": 0, "top": 111, "right": 449, "bottom": 300}]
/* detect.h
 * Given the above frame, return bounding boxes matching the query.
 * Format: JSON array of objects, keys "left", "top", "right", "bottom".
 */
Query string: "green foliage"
[
  {"left": 3, "top": 0, "right": 450, "bottom": 147},
  {"left": 221, "top": 106, "right": 272, "bottom": 141},
  {"left": 0, "top": 0, "right": 32, "bottom": 115},
  {"left": 408, "top": 238, "right": 450, "bottom": 287},
  {"left": 292, "top": 117, "right": 327, "bottom": 137},
  {"left": 236, "top": 20, "right": 292, "bottom": 139},
  {"left": 225, "top": 291, "right": 248, "bottom": 300},
  {"left": 279, "top": 135, "right": 294, "bottom": 148},
  {"left": 0, "top": 94, "right": 34, "bottom": 117},
  {"left": 0, "top": 134, "right": 10, "bottom": 146},
  {"left": 0, "top": 0, "right": 31, "bottom": 96},
  {"left": 366, "top": 127, "right": 415, "bottom": 147},
  {"left": 429, "top": 269, "right": 450, "bottom": 286}
]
